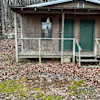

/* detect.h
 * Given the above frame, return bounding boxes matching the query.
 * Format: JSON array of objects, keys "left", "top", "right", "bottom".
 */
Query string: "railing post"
[
  {"left": 76, "top": 39, "right": 82, "bottom": 67},
  {"left": 14, "top": 12, "right": 18, "bottom": 63},
  {"left": 94, "top": 39, "right": 97, "bottom": 57},
  {"left": 15, "top": 0, "right": 17, "bottom": 6},
  {"left": 21, "top": 14, "right": 23, "bottom": 52},
  {"left": 79, "top": 49, "right": 81, "bottom": 67},
  {"left": 73, "top": 39, "right": 75, "bottom": 63},
  {"left": 39, "top": 38, "right": 41, "bottom": 64},
  {"left": 61, "top": 13, "right": 65, "bottom": 64}
]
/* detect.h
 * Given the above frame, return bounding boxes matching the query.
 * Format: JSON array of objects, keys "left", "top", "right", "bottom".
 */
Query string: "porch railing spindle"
[{"left": 39, "top": 38, "right": 41, "bottom": 64}]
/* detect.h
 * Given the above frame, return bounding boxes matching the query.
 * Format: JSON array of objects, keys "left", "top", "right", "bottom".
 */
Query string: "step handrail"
[
  {"left": 95, "top": 38, "right": 100, "bottom": 56},
  {"left": 76, "top": 40, "right": 82, "bottom": 51},
  {"left": 95, "top": 39, "right": 100, "bottom": 49},
  {"left": 75, "top": 39, "right": 82, "bottom": 67}
]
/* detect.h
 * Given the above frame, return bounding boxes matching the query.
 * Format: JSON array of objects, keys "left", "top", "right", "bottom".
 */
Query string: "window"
[
  {"left": 78, "top": 1, "right": 84, "bottom": 8},
  {"left": 41, "top": 18, "right": 52, "bottom": 40}
]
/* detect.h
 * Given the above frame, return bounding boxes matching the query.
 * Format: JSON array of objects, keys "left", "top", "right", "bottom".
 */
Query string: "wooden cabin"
[{"left": 11, "top": 0, "right": 100, "bottom": 67}]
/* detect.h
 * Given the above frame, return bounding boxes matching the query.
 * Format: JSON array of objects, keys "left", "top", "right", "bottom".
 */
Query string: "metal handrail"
[
  {"left": 76, "top": 40, "right": 82, "bottom": 51},
  {"left": 95, "top": 38, "right": 100, "bottom": 49},
  {"left": 75, "top": 39, "right": 82, "bottom": 67},
  {"left": 94, "top": 38, "right": 100, "bottom": 56}
]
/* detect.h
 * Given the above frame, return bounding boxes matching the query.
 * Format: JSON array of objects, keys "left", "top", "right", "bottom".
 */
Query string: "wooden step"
[
  {"left": 76, "top": 55, "right": 96, "bottom": 57},
  {"left": 81, "top": 65, "right": 100, "bottom": 68},
  {"left": 77, "top": 59, "right": 99, "bottom": 62},
  {"left": 96, "top": 56, "right": 100, "bottom": 59}
]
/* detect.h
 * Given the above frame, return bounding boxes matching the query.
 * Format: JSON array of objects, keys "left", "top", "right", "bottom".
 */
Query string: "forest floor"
[{"left": 0, "top": 39, "right": 100, "bottom": 99}]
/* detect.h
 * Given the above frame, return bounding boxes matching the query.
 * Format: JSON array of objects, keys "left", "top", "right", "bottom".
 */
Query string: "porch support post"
[
  {"left": 61, "top": 13, "right": 65, "bottom": 64},
  {"left": 39, "top": 38, "right": 41, "bottom": 64},
  {"left": 21, "top": 14, "right": 23, "bottom": 52},
  {"left": 73, "top": 39, "right": 75, "bottom": 63},
  {"left": 14, "top": 12, "right": 18, "bottom": 63}
]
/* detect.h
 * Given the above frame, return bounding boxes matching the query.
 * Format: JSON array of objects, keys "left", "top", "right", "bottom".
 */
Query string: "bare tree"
[{"left": 1, "top": 0, "right": 54, "bottom": 34}]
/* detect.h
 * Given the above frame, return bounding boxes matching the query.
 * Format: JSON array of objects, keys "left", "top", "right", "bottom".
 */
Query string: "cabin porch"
[
  {"left": 19, "top": 51, "right": 100, "bottom": 59},
  {"left": 17, "top": 37, "right": 100, "bottom": 67},
  {"left": 13, "top": 12, "right": 100, "bottom": 67}
]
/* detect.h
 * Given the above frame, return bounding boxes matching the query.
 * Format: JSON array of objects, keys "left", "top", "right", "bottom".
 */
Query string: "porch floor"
[
  {"left": 19, "top": 51, "right": 73, "bottom": 58},
  {"left": 19, "top": 51, "right": 100, "bottom": 59}
]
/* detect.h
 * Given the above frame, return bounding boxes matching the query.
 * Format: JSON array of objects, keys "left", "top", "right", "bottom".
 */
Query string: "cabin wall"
[
  {"left": 22, "top": 14, "right": 60, "bottom": 52},
  {"left": 51, "top": 1, "right": 100, "bottom": 9},
  {"left": 51, "top": 1, "right": 77, "bottom": 8},
  {"left": 22, "top": 14, "right": 41, "bottom": 51},
  {"left": 22, "top": 14, "right": 100, "bottom": 52},
  {"left": 85, "top": 2, "right": 100, "bottom": 9}
]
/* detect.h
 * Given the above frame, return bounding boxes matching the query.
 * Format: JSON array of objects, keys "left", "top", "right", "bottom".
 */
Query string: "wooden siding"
[
  {"left": 22, "top": 14, "right": 41, "bottom": 51},
  {"left": 22, "top": 14, "right": 100, "bottom": 52},
  {"left": 22, "top": 14, "right": 60, "bottom": 52},
  {"left": 50, "top": 1, "right": 77, "bottom": 8},
  {"left": 85, "top": 2, "right": 100, "bottom": 9},
  {"left": 50, "top": 1, "right": 100, "bottom": 9}
]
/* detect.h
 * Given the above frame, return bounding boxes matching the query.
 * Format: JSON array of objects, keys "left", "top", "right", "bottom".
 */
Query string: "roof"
[
  {"left": 26, "top": 0, "right": 100, "bottom": 8},
  {"left": 26, "top": 0, "right": 72, "bottom": 8}
]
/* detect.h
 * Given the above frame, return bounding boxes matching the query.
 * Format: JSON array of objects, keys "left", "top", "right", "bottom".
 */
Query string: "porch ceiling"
[{"left": 11, "top": 7, "right": 100, "bottom": 15}]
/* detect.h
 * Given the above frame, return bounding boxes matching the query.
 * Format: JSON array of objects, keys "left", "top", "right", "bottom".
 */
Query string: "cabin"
[{"left": 11, "top": 0, "right": 100, "bottom": 67}]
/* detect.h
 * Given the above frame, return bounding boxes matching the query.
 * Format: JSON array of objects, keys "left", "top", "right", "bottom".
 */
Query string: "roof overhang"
[
  {"left": 25, "top": 0, "right": 100, "bottom": 8},
  {"left": 11, "top": 0, "right": 100, "bottom": 15},
  {"left": 11, "top": 7, "right": 100, "bottom": 15}
]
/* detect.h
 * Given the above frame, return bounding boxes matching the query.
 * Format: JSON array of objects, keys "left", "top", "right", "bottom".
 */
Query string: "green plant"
[
  {"left": 0, "top": 79, "right": 28, "bottom": 98},
  {"left": 35, "top": 92, "right": 45, "bottom": 99},
  {"left": 44, "top": 95, "right": 63, "bottom": 100},
  {"left": 69, "top": 80, "right": 85, "bottom": 90},
  {"left": 69, "top": 80, "right": 88, "bottom": 98},
  {"left": 35, "top": 93, "right": 63, "bottom": 100},
  {"left": 33, "top": 88, "right": 40, "bottom": 91}
]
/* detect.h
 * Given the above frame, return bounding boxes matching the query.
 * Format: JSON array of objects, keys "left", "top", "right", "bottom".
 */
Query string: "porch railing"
[
  {"left": 75, "top": 39, "right": 82, "bottom": 67},
  {"left": 18, "top": 38, "right": 75, "bottom": 64},
  {"left": 94, "top": 38, "right": 100, "bottom": 56}
]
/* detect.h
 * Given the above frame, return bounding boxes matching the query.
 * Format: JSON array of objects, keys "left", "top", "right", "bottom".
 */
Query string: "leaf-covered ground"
[{"left": 0, "top": 39, "right": 100, "bottom": 99}]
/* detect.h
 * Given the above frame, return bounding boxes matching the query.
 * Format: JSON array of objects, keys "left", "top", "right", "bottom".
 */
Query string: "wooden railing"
[
  {"left": 94, "top": 38, "right": 100, "bottom": 56},
  {"left": 75, "top": 39, "right": 82, "bottom": 67},
  {"left": 5, "top": 0, "right": 55, "bottom": 7},
  {"left": 17, "top": 38, "right": 75, "bottom": 64}
]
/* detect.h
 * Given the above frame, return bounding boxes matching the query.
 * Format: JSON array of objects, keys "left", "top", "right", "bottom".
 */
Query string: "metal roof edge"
[{"left": 26, "top": 0, "right": 72, "bottom": 8}]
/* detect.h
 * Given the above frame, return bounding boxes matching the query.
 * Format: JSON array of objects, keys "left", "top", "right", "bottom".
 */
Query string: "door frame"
[
  {"left": 59, "top": 19, "right": 74, "bottom": 51},
  {"left": 79, "top": 19, "right": 95, "bottom": 51}
]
